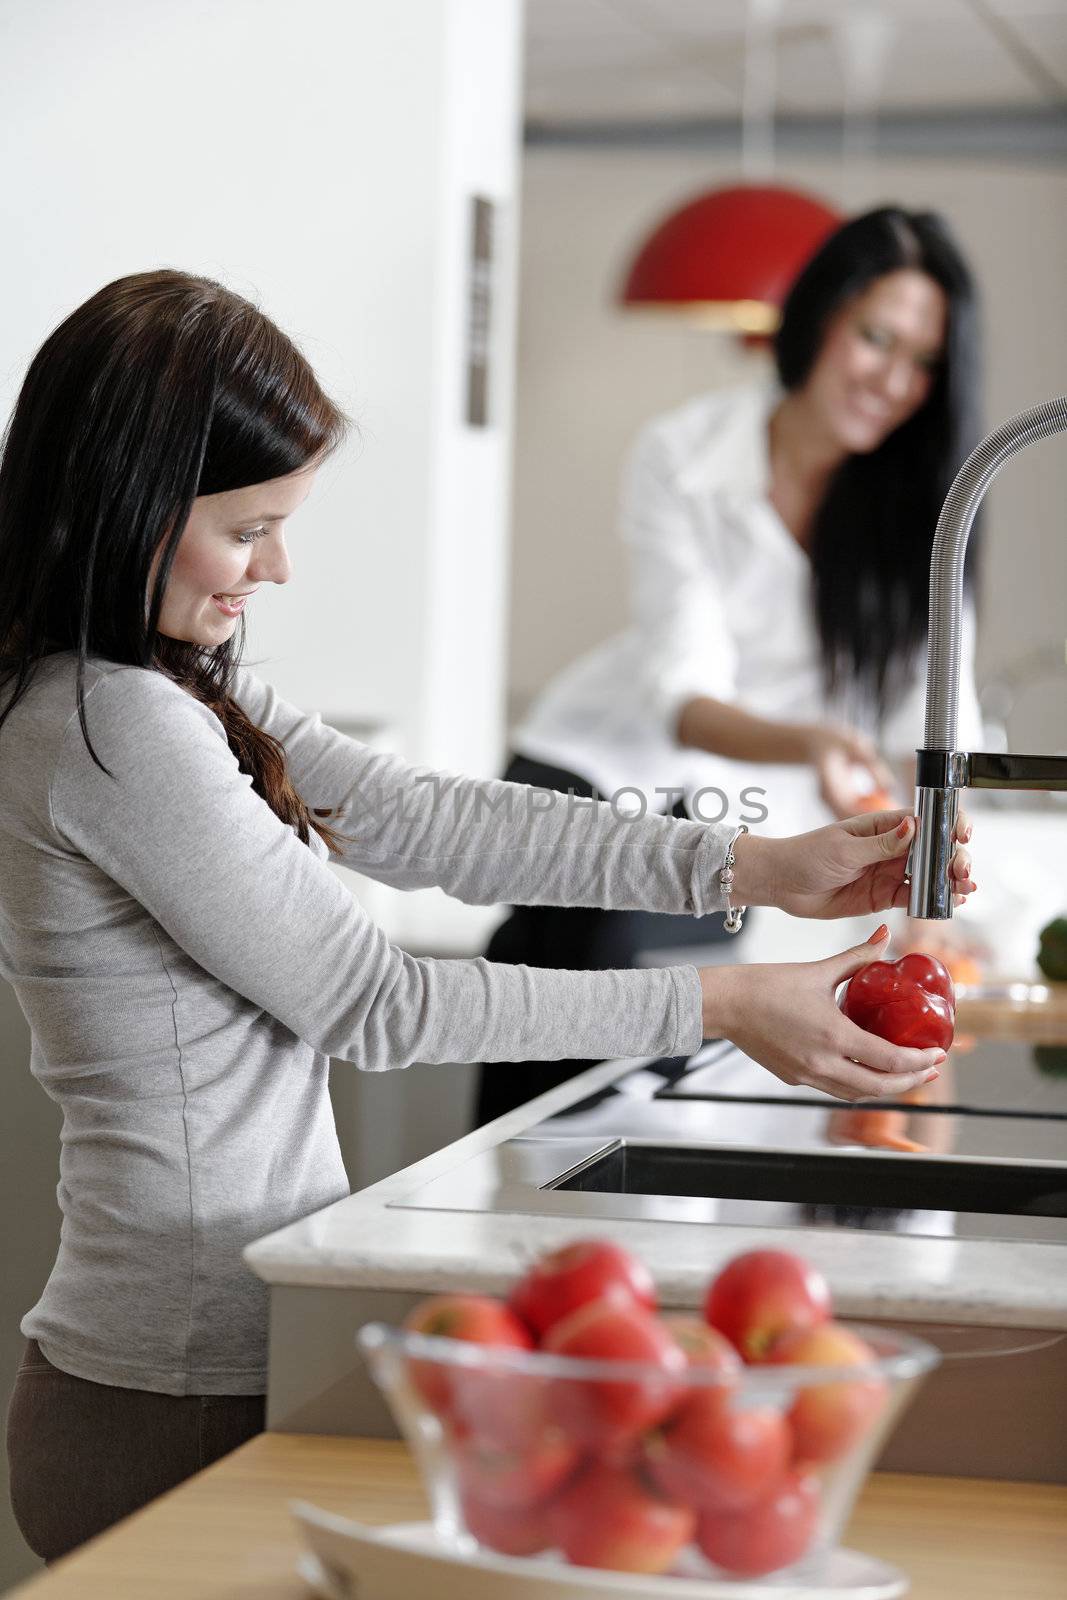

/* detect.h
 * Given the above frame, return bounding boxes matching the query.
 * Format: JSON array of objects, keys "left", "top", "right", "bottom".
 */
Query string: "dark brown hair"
[
  {"left": 0, "top": 270, "right": 350, "bottom": 850},
  {"left": 775, "top": 206, "right": 982, "bottom": 717}
]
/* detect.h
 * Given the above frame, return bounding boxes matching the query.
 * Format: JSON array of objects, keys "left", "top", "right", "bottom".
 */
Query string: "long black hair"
[
  {"left": 0, "top": 269, "right": 349, "bottom": 846},
  {"left": 774, "top": 206, "right": 982, "bottom": 717}
]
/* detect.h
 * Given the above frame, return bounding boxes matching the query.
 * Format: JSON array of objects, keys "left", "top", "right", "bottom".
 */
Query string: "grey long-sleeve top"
[{"left": 0, "top": 654, "right": 732, "bottom": 1394}]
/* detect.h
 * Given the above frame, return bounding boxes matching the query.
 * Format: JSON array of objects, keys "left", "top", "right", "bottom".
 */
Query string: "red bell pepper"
[{"left": 841, "top": 953, "right": 955, "bottom": 1052}]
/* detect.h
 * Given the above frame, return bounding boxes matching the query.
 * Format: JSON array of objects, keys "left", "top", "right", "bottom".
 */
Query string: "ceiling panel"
[
  {"left": 1011, "top": 17, "right": 1067, "bottom": 73},
  {"left": 778, "top": 15, "right": 1042, "bottom": 112},
  {"left": 981, "top": 2, "right": 1067, "bottom": 17},
  {"left": 612, "top": 0, "right": 975, "bottom": 34},
  {"left": 523, "top": 0, "right": 1067, "bottom": 122}
]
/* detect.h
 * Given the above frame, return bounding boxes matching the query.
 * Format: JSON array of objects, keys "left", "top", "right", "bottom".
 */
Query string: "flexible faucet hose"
[{"left": 924, "top": 394, "right": 1067, "bottom": 749}]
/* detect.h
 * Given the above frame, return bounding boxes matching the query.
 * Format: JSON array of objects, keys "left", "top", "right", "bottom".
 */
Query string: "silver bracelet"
[{"left": 719, "top": 822, "right": 749, "bottom": 935}]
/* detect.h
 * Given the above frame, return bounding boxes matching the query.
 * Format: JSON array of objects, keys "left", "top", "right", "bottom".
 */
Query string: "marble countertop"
[{"left": 244, "top": 1049, "right": 1067, "bottom": 1332}]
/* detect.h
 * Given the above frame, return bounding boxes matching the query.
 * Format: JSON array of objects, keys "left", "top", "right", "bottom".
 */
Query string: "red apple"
[
  {"left": 659, "top": 1315, "right": 743, "bottom": 1384},
  {"left": 543, "top": 1299, "right": 687, "bottom": 1449},
  {"left": 402, "top": 1293, "right": 532, "bottom": 1416},
  {"left": 450, "top": 1363, "right": 553, "bottom": 1453},
  {"left": 696, "top": 1470, "right": 821, "bottom": 1577},
  {"left": 594, "top": 1434, "right": 646, "bottom": 1473},
  {"left": 508, "top": 1239, "right": 657, "bottom": 1339},
  {"left": 704, "top": 1251, "right": 831, "bottom": 1362},
  {"left": 547, "top": 1462, "right": 695, "bottom": 1574},
  {"left": 454, "top": 1428, "right": 582, "bottom": 1510},
  {"left": 644, "top": 1391, "right": 790, "bottom": 1512},
  {"left": 460, "top": 1487, "right": 554, "bottom": 1557},
  {"left": 767, "top": 1322, "right": 888, "bottom": 1464}
]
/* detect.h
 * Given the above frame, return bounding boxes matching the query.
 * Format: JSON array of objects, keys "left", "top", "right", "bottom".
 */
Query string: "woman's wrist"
[
  {"left": 699, "top": 963, "right": 741, "bottom": 1040},
  {"left": 795, "top": 721, "right": 828, "bottom": 763},
  {"left": 725, "top": 830, "right": 778, "bottom": 910}
]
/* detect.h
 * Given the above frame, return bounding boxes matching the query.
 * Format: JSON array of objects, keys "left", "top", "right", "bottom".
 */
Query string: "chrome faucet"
[{"left": 909, "top": 395, "right": 1067, "bottom": 919}]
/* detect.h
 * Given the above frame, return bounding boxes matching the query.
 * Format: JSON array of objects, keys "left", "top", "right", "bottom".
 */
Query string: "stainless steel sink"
[
  {"left": 552, "top": 1140, "right": 1067, "bottom": 1217},
  {"left": 388, "top": 1035, "right": 1067, "bottom": 1244}
]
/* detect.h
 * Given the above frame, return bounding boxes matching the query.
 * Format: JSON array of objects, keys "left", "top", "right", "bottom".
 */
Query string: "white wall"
[
  {"left": 0, "top": 0, "right": 523, "bottom": 920},
  {"left": 0, "top": 2, "right": 523, "bottom": 1584},
  {"left": 508, "top": 148, "right": 1067, "bottom": 756}
]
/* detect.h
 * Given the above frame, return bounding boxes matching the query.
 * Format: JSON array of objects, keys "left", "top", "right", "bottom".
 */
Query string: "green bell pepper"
[{"left": 1037, "top": 915, "right": 1067, "bottom": 983}]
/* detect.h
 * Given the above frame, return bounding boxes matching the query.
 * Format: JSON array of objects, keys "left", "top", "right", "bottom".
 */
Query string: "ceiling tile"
[{"left": 524, "top": 0, "right": 1055, "bottom": 120}]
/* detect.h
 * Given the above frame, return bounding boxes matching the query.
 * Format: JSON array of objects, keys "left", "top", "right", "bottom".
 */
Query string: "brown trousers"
[{"left": 5, "top": 1337, "right": 265, "bottom": 1564}]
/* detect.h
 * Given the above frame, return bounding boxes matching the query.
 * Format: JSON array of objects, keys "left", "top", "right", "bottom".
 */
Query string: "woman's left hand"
[{"left": 733, "top": 807, "right": 975, "bottom": 921}]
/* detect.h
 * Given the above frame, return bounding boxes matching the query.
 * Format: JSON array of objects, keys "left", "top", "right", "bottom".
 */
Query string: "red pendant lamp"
[
  {"left": 617, "top": 0, "right": 842, "bottom": 336},
  {"left": 619, "top": 183, "right": 842, "bottom": 335}
]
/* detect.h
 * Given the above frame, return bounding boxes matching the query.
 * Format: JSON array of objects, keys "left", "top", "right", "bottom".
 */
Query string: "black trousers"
[
  {"left": 471, "top": 755, "right": 746, "bottom": 1128},
  {"left": 6, "top": 1337, "right": 264, "bottom": 1565}
]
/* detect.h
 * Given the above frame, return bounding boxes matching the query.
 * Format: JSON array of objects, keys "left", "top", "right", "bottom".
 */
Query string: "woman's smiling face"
[
  {"left": 803, "top": 268, "right": 948, "bottom": 455},
  {"left": 153, "top": 464, "right": 318, "bottom": 646}
]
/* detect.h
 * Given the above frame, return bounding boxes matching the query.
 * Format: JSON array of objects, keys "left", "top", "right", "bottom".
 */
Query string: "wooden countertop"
[
  {"left": 5, "top": 1434, "right": 1064, "bottom": 1599},
  {"left": 956, "top": 980, "right": 1067, "bottom": 1042}
]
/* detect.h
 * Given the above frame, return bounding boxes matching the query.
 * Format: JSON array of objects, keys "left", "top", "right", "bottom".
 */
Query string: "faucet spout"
[{"left": 909, "top": 394, "right": 1067, "bottom": 920}]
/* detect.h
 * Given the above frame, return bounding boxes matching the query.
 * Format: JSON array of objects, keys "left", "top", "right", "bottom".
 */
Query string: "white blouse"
[{"left": 514, "top": 379, "right": 983, "bottom": 839}]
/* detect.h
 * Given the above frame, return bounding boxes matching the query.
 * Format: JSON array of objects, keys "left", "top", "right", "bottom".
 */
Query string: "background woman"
[
  {"left": 0, "top": 271, "right": 971, "bottom": 1563},
  {"left": 474, "top": 206, "right": 983, "bottom": 1127}
]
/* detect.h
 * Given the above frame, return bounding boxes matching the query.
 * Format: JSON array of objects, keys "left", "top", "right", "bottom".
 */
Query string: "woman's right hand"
[
  {"left": 698, "top": 930, "right": 947, "bottom": 1103},
  {"left": 804, "top": 722, "right": 897, "bottom": 819}
]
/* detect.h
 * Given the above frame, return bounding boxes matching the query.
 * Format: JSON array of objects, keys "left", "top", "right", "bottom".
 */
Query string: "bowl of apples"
[{"left": 355, "top": 1242, "right": 939, "bottom": 1594}]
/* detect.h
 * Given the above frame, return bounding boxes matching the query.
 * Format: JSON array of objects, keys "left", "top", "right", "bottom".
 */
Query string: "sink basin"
[
  {"left": 551, "top": 1140, "right": 1067, "bottom": 1218},
  {"left": 390, "top": 1127, "right": 1067, "bottom": 1244},
  {"left": 388, "top": 1034, "right": 1067, "bottom": 1245}
]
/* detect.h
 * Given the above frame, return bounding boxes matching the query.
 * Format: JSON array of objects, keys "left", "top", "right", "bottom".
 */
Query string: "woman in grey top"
[{"left": 0, "top": 272, "right": 974, "bottom": 1563}]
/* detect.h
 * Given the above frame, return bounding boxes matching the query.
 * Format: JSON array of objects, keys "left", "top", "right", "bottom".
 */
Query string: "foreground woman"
[{"left": 0, "top": 272, "right": 973, "bottom": 1561}]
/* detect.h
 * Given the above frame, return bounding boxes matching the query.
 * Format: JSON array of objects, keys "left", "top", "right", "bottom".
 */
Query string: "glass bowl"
[{"left": 356, "top": 1318, "right": 939, "bottom": 1585}]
